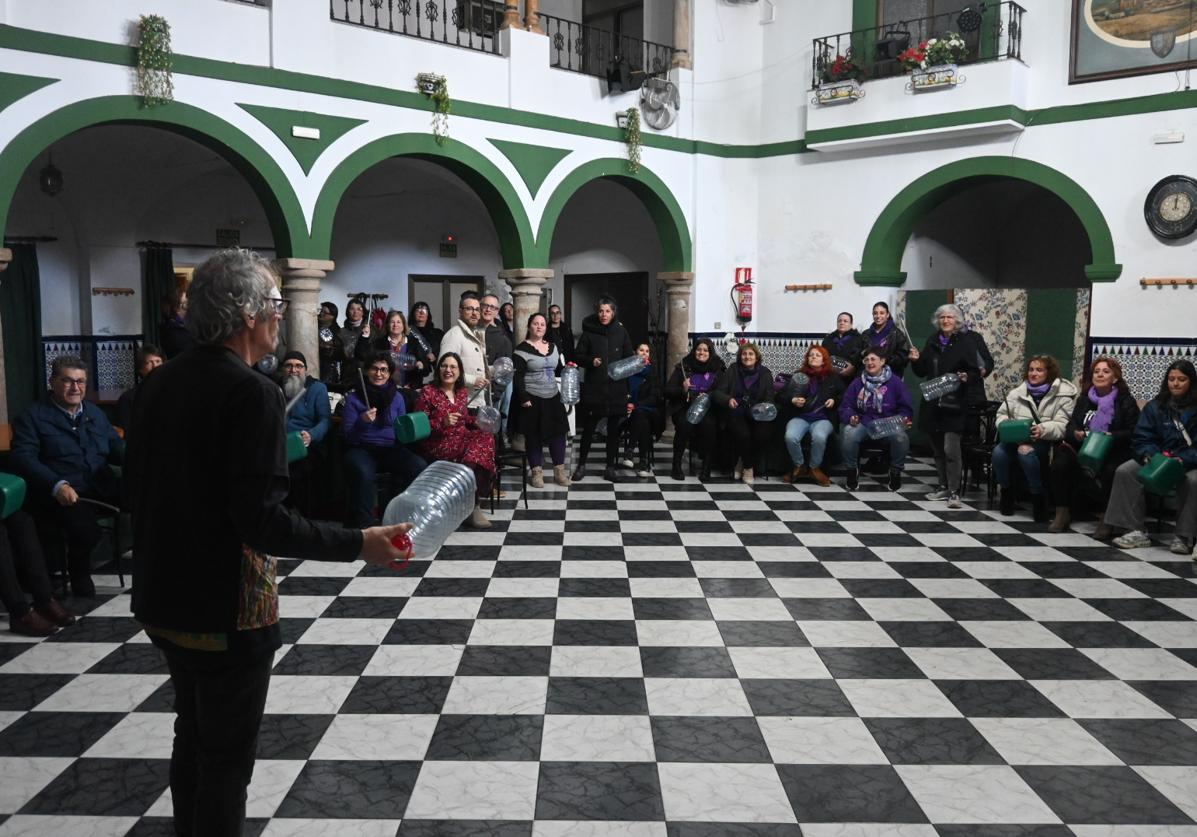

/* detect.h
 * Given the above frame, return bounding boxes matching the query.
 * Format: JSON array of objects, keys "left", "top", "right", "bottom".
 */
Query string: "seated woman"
[
  {"left": 839, "top": 347, "right": 914, "bottom": 491},
  {"left": 712, "top": 341, "right": 774, "bottom": 485},
  {"left": 416, "top": 352, "right": 496, "bottom": 530},
  {"left": 822, "top": 312, "right": 865, "bottom": 379},
  {"left": 624, "top": 343, "right": 665, "bottom": 479},
  {"left": 342, "top": 352, "right": 427, "bottom": 528},
  {"left": 862, "top": 302, "right": 912, "bottom": 377},
  {"left": 782, "top": 345, "right": 844, "bottom": 487},
  {"left": 115, "top": 343, "right": 164, "bottom": 434},
  {"left": 356, "top": 309, "right": 423, "bottom": 387},
  {"left": 513, "top": 313, "right": 569, "bottom": 488},
  {"left": 2, "top": 508, "right": 74, "bottom": 636},
  {"left": 1047, "top": 356, "right": 1140, "bottom": 533},
  {"left": 992, "top": 355, "right": 1078, "bottom": 522},
  {"left": 667, "top": 338, "right": 724, "bottom": 481},
  {"left": 1101, "top": 360, "right": 1197, "bottom": 554}
]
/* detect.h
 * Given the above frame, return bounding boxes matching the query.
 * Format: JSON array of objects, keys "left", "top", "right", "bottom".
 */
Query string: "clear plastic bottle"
[
  {"left": 686, "top": 392, "right": 711, "bottom": 425},
  {"left": 382, "top": 461, "right": 478, "bottom": 559},
  {"left": 607, "top": 354, "right": 647, "bottom": 381},
  {"left": 560, "top": 364, "right": 581, "bottom": 405},
  {"left": 867, "top": 415, "right": 908, "bottom": 440},
  {"left": 919, "top": 373, "right": 961, "bottom": 401},
  {"left": 391, "top": 352, "right": 417, "bottom": 371},
  {"left": 475, "top": 405, "right": 502, "bottom": 433},
  {"left": 751, "top": 402, "right": 778, "bottom": 422},
  {"left": 789, "top": 372, "right": 811, "bottom": 397},
  {"left": 490, "top": 356, "right": 515, "bottom": 387}
]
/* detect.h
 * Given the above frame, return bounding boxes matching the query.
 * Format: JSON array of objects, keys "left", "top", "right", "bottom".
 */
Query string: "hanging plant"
[
  {"left": 137, "top": 15, "right": 174, "bottom": 108},
  {"left": 417, "top": 73, "right": 450, "bottom": 146},
  {"left": 624, "top": 107, "right": 641, "bottom": 174}
]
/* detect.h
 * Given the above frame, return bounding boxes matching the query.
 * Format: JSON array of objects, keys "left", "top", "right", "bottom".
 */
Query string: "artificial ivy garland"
[
  {"left": 137, "top": 15, "right": 174, "bottom": 108},
  {"left": 624, "top": 107, "right": 641, "bottom": 173},
  {"left": 417, "top": 73, "right": 451, "bottom": 146}
]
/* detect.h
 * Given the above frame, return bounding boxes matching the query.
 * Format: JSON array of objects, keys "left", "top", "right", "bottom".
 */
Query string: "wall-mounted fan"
[{"left": 639, "top": 77, "right": 680, "bottom": 130}]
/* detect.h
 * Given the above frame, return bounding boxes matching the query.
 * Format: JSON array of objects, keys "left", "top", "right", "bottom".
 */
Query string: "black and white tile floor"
[{"left": 2, "top": 447, "right": 1196, "bottom": 836}]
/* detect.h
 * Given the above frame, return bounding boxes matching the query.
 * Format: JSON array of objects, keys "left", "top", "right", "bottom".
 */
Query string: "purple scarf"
[
  {"left": 831, "top": 331, "right": 855, "bottom": 350},
  {"left": 690, "top": 370, "right": 717, "bottom": 393},
  {"left": 1026, "top": 381, "right": 1050, "bottom": 402},
  {"left": 937, "top": 332, "right": 952, "bottom": 348},
  {"left": 869, "top": 319, "right": 895, "bottom": 348},
  {"left": 1088, "top": 386, "right": 1117, "bottom": 432}
]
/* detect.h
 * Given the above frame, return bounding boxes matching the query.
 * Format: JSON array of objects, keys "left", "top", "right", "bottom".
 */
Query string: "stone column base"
[
  {"left": 659, "top": 271, "right": 695, "bottom": 374},
  {"left": 275, "top": 258, "right": 335, "bottom": 380},
  {"left": 499, "top": 268, "right": 553, "bottom": 346}
]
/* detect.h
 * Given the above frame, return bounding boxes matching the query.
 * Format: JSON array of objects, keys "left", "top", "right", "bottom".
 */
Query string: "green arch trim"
[
  {"left": 856, "top": 156, "right": 1122, "bottom": 286},
  {"left": 535, "top": 159, "right": 692, "bottom": 272},
  {"left": 0, "top": 96, "right": 310, "bottom": 258},
  {"left": 310, "top": 134, "right": 535, "bottom": 269}
]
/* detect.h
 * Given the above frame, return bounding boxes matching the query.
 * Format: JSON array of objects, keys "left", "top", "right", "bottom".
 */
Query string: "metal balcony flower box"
[
  {"left": 909, "top": 63, "right": 961, "bottom": 91},
  {"left": 814, "top": 79, "right": 864, "bottom": 106}
]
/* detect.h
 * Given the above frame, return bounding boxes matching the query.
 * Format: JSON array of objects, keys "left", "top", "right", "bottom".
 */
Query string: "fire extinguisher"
[{"left": 732, "top": 267, "right": 754, "bottom": 323}]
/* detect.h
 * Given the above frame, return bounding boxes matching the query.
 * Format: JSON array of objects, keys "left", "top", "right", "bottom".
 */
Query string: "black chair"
[
  {"left": 494, "top": 447, "right": 529, "bottom": 511},
  {"left": 960, "top": 400, "right": 1000, "bottom": 503}
]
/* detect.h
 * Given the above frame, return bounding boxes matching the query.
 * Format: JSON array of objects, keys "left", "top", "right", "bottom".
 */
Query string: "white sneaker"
[
  {"left": 733, "top": 460, "right": 744, "bottom": 480},
  {"left": 946, "top": 493, "right": 963, "bottom": 509},
  {"left": 1169, "top": 536, "right": 1193, "bottom": 555},
  {"left": 618, "top": 457, "right": 635, "bottom": 469},
  {"left": 1113, "top": 530, "right": 1151, "bottom": 549},
  {"left": 741, "top": 467, "right": 754, "bottom": 485},
  {"left": 635, "top": 464, "right": 653, "bottom": 478},
  {"left": 925, "top": 487, "right": 951, "bottom": 501}
]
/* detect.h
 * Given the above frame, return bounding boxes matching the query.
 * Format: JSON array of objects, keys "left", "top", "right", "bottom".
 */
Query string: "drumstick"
[
  {"left": 357, "top": 367, "right": 370, "bottom": 408},
  {"left": 284, "top": 388, "right": 307, "bottom": 416},
  {"left": 76, "top": 497, "right": 121, "bottom": 515}
]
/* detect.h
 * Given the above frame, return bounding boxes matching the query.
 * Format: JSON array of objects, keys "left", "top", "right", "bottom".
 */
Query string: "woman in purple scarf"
[
  {"left": 666, "top": 338, "right": 725, "bottom": 481},
  {"left": 712, "top": 342, "right": 775, "bottom": 485},
  {"left": 1047, "top": 356, "right": 1140, "bottom": 532},
  {"left": 821, "top": 312, "right": 866, "bottom": 379},
  {"left": 862, "top": 302, "right": 912, "bottom": 376}
]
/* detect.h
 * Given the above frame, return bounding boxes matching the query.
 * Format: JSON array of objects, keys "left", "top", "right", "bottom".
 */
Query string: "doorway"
[
  {"left": 408, "top": 274, "right": 485, "bottom": 331},
  {"left": 565, "top": 271, "right": 650, "bottom": 346}
]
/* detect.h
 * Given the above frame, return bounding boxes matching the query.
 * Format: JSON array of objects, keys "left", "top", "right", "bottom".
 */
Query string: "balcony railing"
[
  {"left": 812, "top": 1, "right": 1024, "bottom": 89},
  {"left": 540, "top": 13, "right": 674, "bottom": 84},
  {"left": 331, "top": 0, "right": 503, "bottom": 55}
]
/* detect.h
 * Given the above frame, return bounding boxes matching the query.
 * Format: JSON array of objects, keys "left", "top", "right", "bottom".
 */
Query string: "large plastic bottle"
[
  {"left": 381, "top": 461, "right": 478, "bottom": 559},
  {"left": 476, "top": 405, "right": 502, "bottom": 433},
  {"left": 685, "top": 392, "right": 711, "bottom": 425},
  {"left": 866, "top": 415, "right": 908, "bottom": 440},
  {"left": 560, "top": 365, "right": 581, "bottom": 405},
  {"left": 919, "top": 373, "right": 961, "bottom": 401},
  {"left": 607, "top": 354, "right": 647, "bottom": 381},
  {"left": 490, "top": 356, "right": 515, "bottom": 387},
  {"left": 751, "top": 402, "right": 778, "bottom": 422}
]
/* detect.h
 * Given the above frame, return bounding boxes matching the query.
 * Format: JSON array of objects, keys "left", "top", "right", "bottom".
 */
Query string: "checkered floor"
[{"left": 2, "top": 447, "right": 1197, "bottom": 836}]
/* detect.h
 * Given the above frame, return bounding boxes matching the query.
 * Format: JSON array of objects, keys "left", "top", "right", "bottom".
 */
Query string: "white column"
[
  {"left": 660, "top": 271, "right": 694, "bottom": 374},
  {"left": 499, "top": 268, "right": 552, "bottom": 345},
  {"left": 672, "top": 0, "right": 692, "bottom": 69},
  {"left": 276, "top": 258, "right": 333, "bottom": 380}
]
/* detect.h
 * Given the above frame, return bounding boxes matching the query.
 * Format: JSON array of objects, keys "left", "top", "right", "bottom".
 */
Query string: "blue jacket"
[
  {"left": 839, "top": 372, "right": 915, "bottom": 427},
  {"left": 1133, "top": 400, "right": 1197, "bottom": 469},
  {"left": 11, "top": 394, "right": 124, "bottom": 499},
  {"left": 285, "top": 377, "right": 331, "bottom": 445},
  {"left": 343, "top": 385, "right": 406, "bottom": 448}
]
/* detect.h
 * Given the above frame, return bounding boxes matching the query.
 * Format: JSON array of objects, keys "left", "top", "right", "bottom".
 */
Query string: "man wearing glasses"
[
  {"left": 11, "top": 355, "right": 125, "bottom": 597},
  {"left": 438, "top": 292, "right": 490, "bottom": 408},
  {"left": 126, "top": 248, "right": 411, "bottom": 836}
]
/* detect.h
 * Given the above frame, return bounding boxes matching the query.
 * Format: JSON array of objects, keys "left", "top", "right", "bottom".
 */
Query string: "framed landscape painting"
[{"left": 1070, "top": 0, "right": 1197, "bottom": 83}]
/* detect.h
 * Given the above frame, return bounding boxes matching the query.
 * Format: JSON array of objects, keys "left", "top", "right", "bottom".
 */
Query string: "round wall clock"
[{"left": 1144, "top": 175, "right": 1197, "bottom": 240}]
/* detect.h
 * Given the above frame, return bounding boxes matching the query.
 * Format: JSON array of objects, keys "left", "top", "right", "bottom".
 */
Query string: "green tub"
[
  {"left": 997, "top": 418, "right": 1033, "bottom": 445},
  {"left": 286, "top": 431, "right": 308, "bottom": 463},
  {"left": 1077, "top": 432, "right": 1113, "bottom": 473},
  {"left": 394, "top": 412, "right": 432, "bottom": 445},
  {"left": 1136, "top": 453, "right": 1185, "bottom": 496},
  {"left": 0, "top": 473, "right": 26, "bottom": 520}
]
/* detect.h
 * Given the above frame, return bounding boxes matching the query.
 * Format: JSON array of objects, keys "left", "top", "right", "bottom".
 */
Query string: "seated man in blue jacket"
[
  {"left": 12, "top": 355, "right": 124, "bottom": 597},
  {"left": 280, "top": 350, "right": 330, "bottom": 515}
]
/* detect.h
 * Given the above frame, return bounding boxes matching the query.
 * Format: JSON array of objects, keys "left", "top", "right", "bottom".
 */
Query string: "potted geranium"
[
  {"left": 907, "top": 31, "right": 968, "bottom": 91},
  {"left": 814, "top": 54, "right": 866, "bottom": 105}
]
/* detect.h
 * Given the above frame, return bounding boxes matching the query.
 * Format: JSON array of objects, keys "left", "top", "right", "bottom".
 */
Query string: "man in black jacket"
[
  {"left": 571, "top": 295, "right": 635, "bottom": 482},
  {"left": 127, "top": 248, "right": 410, "bottom": 837}
]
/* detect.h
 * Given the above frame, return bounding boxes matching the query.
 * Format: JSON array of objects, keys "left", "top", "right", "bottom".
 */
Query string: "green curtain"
[
  {"left": 0, "top": 242, "right": 45, "bottom": 419},
  {"left": 141, "top": 245, "right": 174, "bottom": 348}
]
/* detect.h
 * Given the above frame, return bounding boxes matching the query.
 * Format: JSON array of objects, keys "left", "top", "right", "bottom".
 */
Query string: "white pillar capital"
[{"left": 500, "top": 268, "right": 553, "bottom": 344}]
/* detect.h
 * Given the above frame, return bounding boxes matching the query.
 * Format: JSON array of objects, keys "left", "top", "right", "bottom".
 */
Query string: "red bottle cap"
[{"left": 389, "top": 531, "right": 413, "bottom": 571}]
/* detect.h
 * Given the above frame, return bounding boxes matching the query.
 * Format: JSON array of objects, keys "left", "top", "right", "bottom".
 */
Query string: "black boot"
[
  {"left": 845, "top": 467, "right": 859, "bottom": 491},
  {"left": 999, "top": 487, "right": 1014, "bottom": 516},
  {"left": 700, "top": 457, "right": 712, "bottom": 482},
  {"left": 671, "top": 452, "right": 684, "bottom": 481},
  {"left": 1031, "top": 493, "right": 1049, "bottom": 523},
  {"left": 888, "top": 468, "right": 902, "bottom": 491},
  {"left": 571, "top": 464, "right": 586, "bottom": 482}
]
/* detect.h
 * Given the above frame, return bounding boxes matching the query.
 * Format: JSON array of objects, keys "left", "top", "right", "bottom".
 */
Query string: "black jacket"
[
  {"left": 159, "top": 318, "right": 195, "bottom": 359},
  {"left": 860, "top": 323, "right": 913, "bottom": 376},
  {"left": 11, "top": 394, "right": 123, "bottom": 500},
  {"left": 712, "top": 362, "right": 775, "bottom": 420},
  {"left": 128, "top": 344, "right": 361, "bottom": 641},
  {"left": 911, "top": 329, "right": 994, "bottom": 434},
  {"left": 1065, "top": 388, "right": 1140, "bottom": 463},
  {"left": 665, "top": 357, "right": 726, "bottom": 425},
  {"left": 822, "top": 329, "right": 866, "bottom": 371},
  {"left": 628, "top": 366, "right": 666, "bottom": 436},
  {"left": 780, "top": 371, "right": 845, "bottom": 427},
  {"left": 573, "top": 314, "right": 635, "bottom": 412},
  {"left": 484, "top": 323, "right": 513, "bottom": 361},
  {"left": 546, "top": 323, "right": 575, "bottom": 361}
]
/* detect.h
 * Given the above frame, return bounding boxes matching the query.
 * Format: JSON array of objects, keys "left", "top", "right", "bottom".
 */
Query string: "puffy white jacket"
[
  {"left": 438, "top": 319, "right": 488, "bottom": 408},
  {"left": 996, "top": 377, "right": 1079, "bottom": 442}
]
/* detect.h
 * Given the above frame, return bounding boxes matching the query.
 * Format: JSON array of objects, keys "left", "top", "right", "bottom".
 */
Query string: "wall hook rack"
[
  {"left": 91, "top": 287, "right": 134, "bottom": 296},
  {"left": 784, "top": 283, "right": 833, "bottom": 292},
  {"left": 1140, "top": 278, "right": 1197, "bottom": 287}
]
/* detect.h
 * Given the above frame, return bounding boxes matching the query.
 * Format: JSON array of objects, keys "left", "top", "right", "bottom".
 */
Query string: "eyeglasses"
[
  {"left": 461, "top": 305, "right": 480, "bottom": 313},
  {"left": 481, "top": 303, "right": 498, "bottom": 312},
  {"left": 57, "top": 377, "right": 86, "bottom": 389},
  {"left": 283, "top": 362, "right": 306, "bottom": 370},
  {"left": 368, "top": 365, "right": 391, "bottom": 374},
  {"left": 262, "top": 298, "right": 290, "bottom": 316}
]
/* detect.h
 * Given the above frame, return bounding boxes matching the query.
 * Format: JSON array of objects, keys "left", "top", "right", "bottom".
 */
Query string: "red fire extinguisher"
[{"left": 732, "top": 267, "right": 754, "bottom": 322}]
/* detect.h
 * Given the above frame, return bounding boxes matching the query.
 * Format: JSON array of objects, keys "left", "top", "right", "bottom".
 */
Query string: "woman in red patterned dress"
[{"left": 415, "top": 351, "right": 496, "bottom": 529}]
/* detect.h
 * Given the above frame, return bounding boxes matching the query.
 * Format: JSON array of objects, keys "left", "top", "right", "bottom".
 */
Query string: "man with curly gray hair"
[{"left": 126, "top": 248, "right": 412, "bottom": 836}]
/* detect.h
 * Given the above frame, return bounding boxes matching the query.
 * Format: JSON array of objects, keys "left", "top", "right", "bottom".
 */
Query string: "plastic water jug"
[
  {"left": 830, "top": 356, "right": 851, "bottom": 373},
  {"left": 490, "top": 356, "right": 514, "bottom": 387},
  {"left": 1137, "top": 453, "right": 1185, "bottom": 496},
  {"left": 919, "top": 373, "right": 961, "bottom": 401},
  {"left": 560, "top": 365, "right": 581, "bottom": 405},
  {"left": 391, "top": 352, "right": 417, "bottom": 371},
  {"left": 394, "top": 412, "right": 432, "bottom": 444},
  {"left": 256, "top": 354, "right": 278, "bottom": 374},
  {"left": 285, "top": 431, "right": 308, "bottom": 463},
  {"left": 1077, "top": 432, "right": 1113, "bottom": 474},
  {"left": 476, "top": 405, "right": 502, "bottom": 433},
  {"left": 997, "top": 419, "right": 1033, "bottom": 444},
  {"left": 751, "top": 402, "right": 778, "bottom": 422},
  {"left": 0, "top": 473, "right": 27, "bottom": 520},
  {"left": 607, "top": 354, "right": 647, "bottom": 381},
  {"left": 866, "top": 415, "right": 908, "bottom": 440},
  {"left": 789, "top": 372, "right": 811, "bottom": 396},
  {"left": 382, "top": 461, "right": 477, "bottom": 559},
  {"left": 686, "top": 392, "right": 711, "bottom": 425}
]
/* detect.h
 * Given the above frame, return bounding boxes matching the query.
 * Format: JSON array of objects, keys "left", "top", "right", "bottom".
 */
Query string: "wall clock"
[{"left": 1144, "top": 175, "right": 1197, "bottom": 240}]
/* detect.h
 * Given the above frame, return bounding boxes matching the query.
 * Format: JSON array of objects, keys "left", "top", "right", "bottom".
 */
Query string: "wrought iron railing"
[
  {"left": 43, "top": 335, "right": 142, "bottom": 403},
  {"left": 812, "top": 1, "right": 1024, "bottom": 88},
  {"left": 331, "top": 0, "right": 503, "bottom": 55},
  {"left": 226, "top": 0, "right": 269, "bottom": 6},
  {"left": 540, "top": 13, "right": 675, "bottom": 82}
]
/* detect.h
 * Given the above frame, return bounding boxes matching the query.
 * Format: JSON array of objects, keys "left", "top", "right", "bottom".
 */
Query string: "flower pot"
[
  {"left": 814, "top": 79, "right": 864, "bottom": 106},
  {"left": 910, "top": 63, "right": 960, "bottom": 92}
]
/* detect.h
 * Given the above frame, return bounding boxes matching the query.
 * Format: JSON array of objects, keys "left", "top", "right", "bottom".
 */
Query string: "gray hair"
[
  {"left": 186, "top": 248, "right": 277, "bottom": 345},
  {"left": 50, "top": 354, "right": 87, "bottom": 380},
  {"left": 931, "top": 303, "right": 966, "bottom": 330}
]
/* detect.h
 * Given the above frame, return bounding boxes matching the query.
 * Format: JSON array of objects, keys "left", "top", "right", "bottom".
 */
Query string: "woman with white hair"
[{"left": 909, "top": 303, "right": 993, "bottom": 508}]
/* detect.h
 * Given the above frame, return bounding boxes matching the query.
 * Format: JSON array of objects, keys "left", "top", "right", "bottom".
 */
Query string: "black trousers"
[
  {"left": 0, "top": 509, "right": 53, "bottom": 617},
  {"left": 32, "top": 496, "right": 105, "bottom": 584},
  {"left": 624, "top": 409, "right": 656, "bottom": 464},
  {"left": 161, "top": 644, "right": 274, "bottom": 837},
  {"left": 1049, "top": 442, "right": 1121, "bottom": 515},
  {"left": 726, "top": 413, "right": 772, "bottom": 470},
  {"left": 577, "top": 405, "right": 623, "bottom": 468},
  {"left": 673, "top": 414, "right": 718, "bottom": 463}
]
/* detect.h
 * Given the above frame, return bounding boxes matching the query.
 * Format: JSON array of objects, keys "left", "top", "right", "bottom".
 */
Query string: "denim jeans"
[
  {"left": 991, "top": 440, "right": 1050, "bottom": 494},
  {"left": 784, "top": 418, "right": 834, "bottom": 468},
  {"left": 840, "top": 422, "right": 909, "bottom": 470}
]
